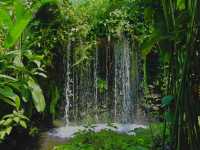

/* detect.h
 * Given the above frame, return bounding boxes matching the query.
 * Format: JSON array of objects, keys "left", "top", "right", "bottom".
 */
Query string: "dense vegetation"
[
  {"left": 0, "top": 0, "right": 199, "bottom": 150},
  {"left": 54, "top": 124, "right": 168, "bottom": 150}
]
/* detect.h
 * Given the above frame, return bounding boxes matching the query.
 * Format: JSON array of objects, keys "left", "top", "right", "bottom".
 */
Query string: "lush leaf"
[
  {"left": 28, "top": 77, "right": 46, "bottom": 112},
  {"left": 161, "top": 95, "right": 174, "bottom": 107}
]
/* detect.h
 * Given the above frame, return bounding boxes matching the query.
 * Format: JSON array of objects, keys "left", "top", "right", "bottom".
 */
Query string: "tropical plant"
[
  {"left": 0, "top": 110, "right": 29, "bottom": 140},
  {"left": 0, "top": 0, "right": 53, "bottom": 140},
  {"left": 141, "top": 0, "right": 200, "bottom": 149}
]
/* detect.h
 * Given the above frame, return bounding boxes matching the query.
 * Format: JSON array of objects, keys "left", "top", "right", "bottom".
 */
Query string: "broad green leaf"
[
  {"left": 161, "top": 95, "right": 174, "bottom": 107},
  {"left": 7, "top": 81, "right": 30, "bottom": 104},
  {"left": 17, "top": 114, "right": 29, "bottom": 120},
  {"left": 0, "top": 131, "right": 6, "bottom": 140},
  {"left": 13, "top": 117, "right": 20, "bottom": 123},
  {"left": 4, "top": 12, "right": 32, "bottom": 48},
  {"left": 19, "top": 120, "right": 27, "bottom": 128},
  {"left": 28, "top": 77, "right": 46, "bottom": 112},
  {"left": 14, "top": 0, "right": 26, "bottom": 21},
  {"left": 141, "top": 30, "right": 172, "bottom": 58},
  {"left": 141, "top": 31, "right": 161, "bottom": 58},
  {"left": 1, "top": 0, "right": 56, "bottom": 48},
  {"left": 0, "top": 9, "right": 13, "bottom": 30},
  {"left": 3, "top": 118, "right": 12, "bottom": 126},
  {"left": 5, "top": 127, "right": 12, "bottom": 134},
  {"left": 0, "top": 86, "right": 20, "bottom": 108},
  {"left": 0, "top": 86, "right": 17, "bottom": 101},
  {"left": 177, "top": 0, "right": 185, "bottom": 10},
  {"left": 15, "top": 96, "right": 20, "bottom": 110}
]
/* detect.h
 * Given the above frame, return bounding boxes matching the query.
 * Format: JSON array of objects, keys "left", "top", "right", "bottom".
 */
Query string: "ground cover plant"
[{"left": 54, "top": 124, "right": 169, "bottom": 150}]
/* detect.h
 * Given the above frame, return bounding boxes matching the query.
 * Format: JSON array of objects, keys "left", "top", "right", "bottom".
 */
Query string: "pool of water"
[
  {"left": 37, "top": 123, "right": 146, "bottom": 150},
  {"left": 49, "top": 123, "right": 146, "bottom": 138},
  {"left": 37, "top": 132, "right": 68, "bottom": 150}
]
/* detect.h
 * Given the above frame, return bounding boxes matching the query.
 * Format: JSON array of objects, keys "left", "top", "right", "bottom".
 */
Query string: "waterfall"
[
  {"left": 114, "top": 35, "right": 133, "bottom": 123},
  {"left": 63, "top": 40, "right": 72, "bottom": 125},
  {"left": 49, "top": 34, "right": 145, "bottom": 139},
  {"left": 63, "top": 35, "right": 140, "bottom": 125},
  {"left": 122, "top": 36, "right": 132, "bottom": 123},
  {"left": 94, "top": 46, "right": 98, "bottom": 121}
]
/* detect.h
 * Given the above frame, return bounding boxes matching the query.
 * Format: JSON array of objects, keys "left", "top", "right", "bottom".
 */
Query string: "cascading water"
[
  {"left": 94, "top": 46, "right": 98, "bottom": 121},
  {"left": 65, "top": 35, "right": 141, "bottom": 123},
  {"left": 63, "top": 40, "right": 72, "bottom": 125},
  {"left": 114, "top": 36, "right": 132, "bottom": 123},
  {"left": 50, "top": 34, "right": 145, "bottom": 138}
]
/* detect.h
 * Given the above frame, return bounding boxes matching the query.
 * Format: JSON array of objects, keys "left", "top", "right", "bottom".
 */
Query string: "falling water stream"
[
  {"left": 48, "top": 35, "right": 145, "bottom": 140},
  {"left": 35, "top": 35, "right": 146, "bottom": 150}
]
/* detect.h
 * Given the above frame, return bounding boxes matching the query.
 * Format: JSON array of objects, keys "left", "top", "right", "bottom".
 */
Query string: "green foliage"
[
  {"left": 0, "top": 0, "right": 49, "bottom": 141},
  {"left": 0, "top": 110, "right": 29, "bottom": 140},
  {"left": 0, "top": 0, "right": 57, "bottom": 48},
  {"left": 54, "top": 124, "right": 168, "bottom": 150},
  {"left": 0, "top": 86, "right": 20, "bottom": 109},
  {"left": 4, "top": 9, "right": 32, "bottom": 48},
  {"left": 0, "top": 49, "right": 46, "bottom": 112},
  {"left": 161, "top": 95, "right": 174, "bottom": 108},
  {"left": 50, "top": 85, "right": 60, "bottom": 119},
  {"left": 73, "top": 42, "right": 95, "bottom": 67},
  {"left": 141, "top": 29, "right": 170, "bottom": 58},
  {"left": 142, "top": 0, "right": 200, "bottom": 149},
  {"left": 27, "top": 77, "right": 46, "bottom": 112},
  {"left": 0, "top": 0, "right": 35, "bottom": 48},
  {"left": 0, "top": 47, "right": 46, "bottom": 140},
  {"left": 0, "top": 9, "right": 13, "bottom": 30},
  {"left": 97, "top": 79, "right": 108, "bottom": 94},
  {"left": 54, "top": 130, "right": 150, "bottom": 150}
]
